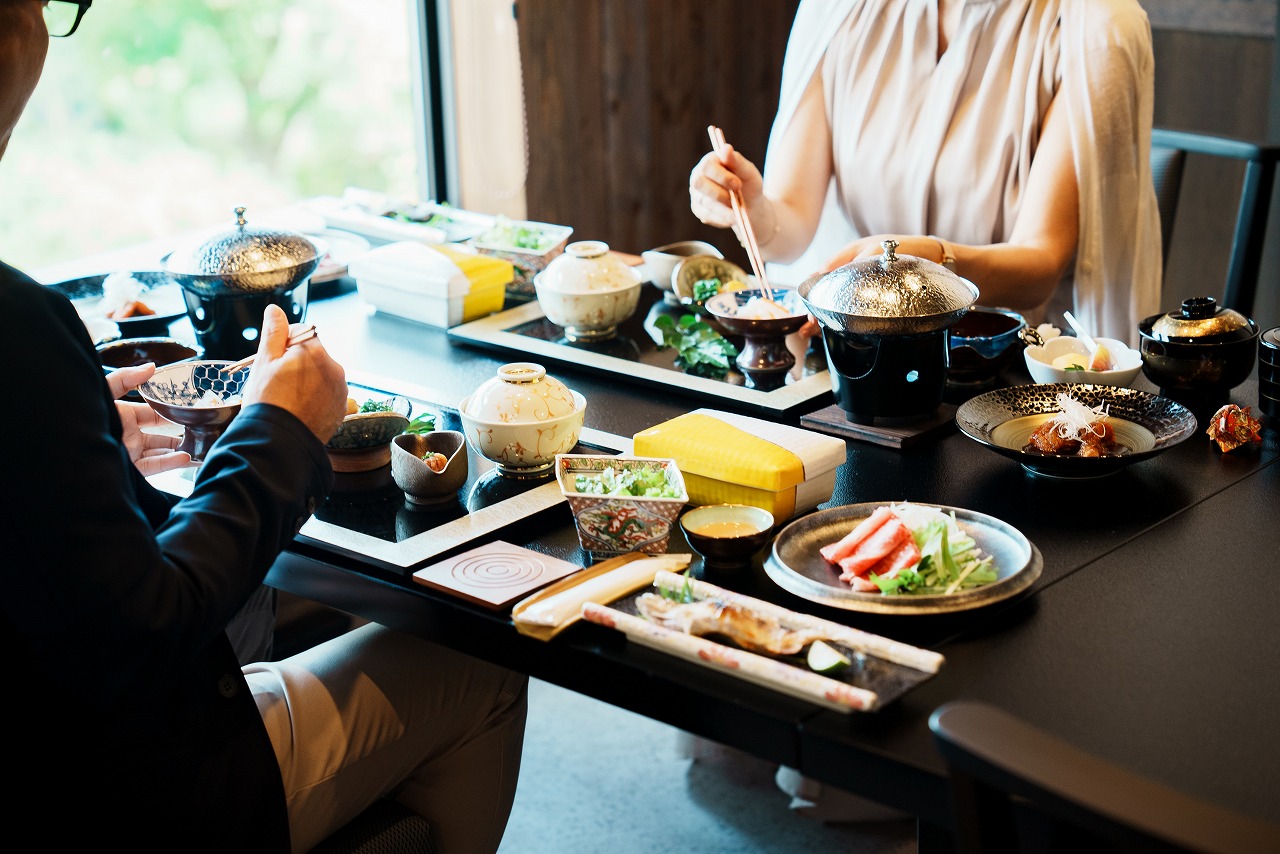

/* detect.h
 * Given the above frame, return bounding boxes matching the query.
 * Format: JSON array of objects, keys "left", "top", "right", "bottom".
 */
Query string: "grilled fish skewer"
[{"left": 635, "top": 593, "right": 827, "bottom": 655}]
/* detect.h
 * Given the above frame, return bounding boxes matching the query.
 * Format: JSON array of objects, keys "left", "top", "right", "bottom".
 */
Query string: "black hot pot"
[
  {"left": 165, "top": 206, "right": 321, "bottom": 360},
  {"left": 798, "top": 239, "right": 978, "bottom": 424},
  {"left": 1137, "top": 296, "right": 1258, "bottom": 404}
]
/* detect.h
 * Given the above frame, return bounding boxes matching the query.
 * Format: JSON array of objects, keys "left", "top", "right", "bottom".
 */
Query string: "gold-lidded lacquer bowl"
[{"left": 1137, "top": 296, "right": 1259, "bottom": 403}]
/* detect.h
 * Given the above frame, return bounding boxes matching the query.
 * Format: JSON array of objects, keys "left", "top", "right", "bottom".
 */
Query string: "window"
[{"left": 0, "top": 0, "right": 418, "bottom": 273}]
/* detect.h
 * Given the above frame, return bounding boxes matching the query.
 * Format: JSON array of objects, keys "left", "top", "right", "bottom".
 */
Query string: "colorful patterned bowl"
[
  {"left": 459, "top": 364, "right": 587, "bottom": 478},
  {"left": 556, "top": 454, "right": 689, "bottom": 557}
]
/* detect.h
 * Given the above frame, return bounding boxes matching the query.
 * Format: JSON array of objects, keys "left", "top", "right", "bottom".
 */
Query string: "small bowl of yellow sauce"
[{"left": 680, "top": 503, "right": 776, "bottom": 575}]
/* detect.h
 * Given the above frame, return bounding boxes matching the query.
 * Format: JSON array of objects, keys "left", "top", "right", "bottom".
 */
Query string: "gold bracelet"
[
  {"left": 929, "top": 235, "right": 957, "bottom": 272},
  {"left": 755, "top": 199, "right": 781, "bottom": 249}
]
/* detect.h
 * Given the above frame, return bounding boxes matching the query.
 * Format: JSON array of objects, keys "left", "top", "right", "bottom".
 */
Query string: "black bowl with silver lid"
[
  {"left": 798, "top": 239, "right": 978, "bottom": 423},
  {"left": 1137, "top": 296, "right": 1259, "bottom": 403},
  {"left": 166, "top": 206, "right": 320, "bottom": 360}
]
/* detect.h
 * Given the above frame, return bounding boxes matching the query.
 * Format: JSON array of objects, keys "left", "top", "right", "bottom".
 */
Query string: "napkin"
[{"left": 512, "top": 552, "right": 692, "bottom": 640}]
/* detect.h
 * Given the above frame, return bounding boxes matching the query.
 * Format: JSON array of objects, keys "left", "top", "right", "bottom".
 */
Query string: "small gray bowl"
[{"left": 391, "top": 431, "right": 468, "bottom": 505}]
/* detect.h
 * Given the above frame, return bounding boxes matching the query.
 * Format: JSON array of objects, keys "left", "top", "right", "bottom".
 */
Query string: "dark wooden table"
[{"left": 240, "top": 282, "right": 1280, "bottom": 840}]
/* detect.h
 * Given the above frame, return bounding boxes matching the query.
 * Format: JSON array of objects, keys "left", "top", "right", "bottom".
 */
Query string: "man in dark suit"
[{"left": 0, "top": 3, "right": 527, "bottom": 850}]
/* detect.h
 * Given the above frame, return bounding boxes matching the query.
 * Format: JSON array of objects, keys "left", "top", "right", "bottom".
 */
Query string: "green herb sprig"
[
  {"left": 658, "top": 569, "right": 697, "bottom": 604},
  {"left": 692, "top": 277, "right": 723, "bottom": 303}
]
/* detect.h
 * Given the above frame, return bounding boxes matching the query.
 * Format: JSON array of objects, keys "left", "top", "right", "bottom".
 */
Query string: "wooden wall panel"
[{"left": 517, "top": 0, "right": 800, "bottom": 266}]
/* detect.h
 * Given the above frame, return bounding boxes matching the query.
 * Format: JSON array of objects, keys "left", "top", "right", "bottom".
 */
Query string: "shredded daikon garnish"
[{"left": 1049, "top": 393, "right": 1108, "bottom": 439}]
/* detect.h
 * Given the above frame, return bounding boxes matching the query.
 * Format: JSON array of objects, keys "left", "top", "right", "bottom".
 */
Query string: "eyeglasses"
[{"left": 43, "top": 0, "right": 92, "bottom": 38}]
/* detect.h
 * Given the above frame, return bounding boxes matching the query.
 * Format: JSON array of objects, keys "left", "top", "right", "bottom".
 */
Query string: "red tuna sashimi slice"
[
  {"left": 837, "top": 518, "right": 911, "bottom": 579},
  {"left": 862, "top": 536, "right": 922, "bottom": 581},
  {"left": 820, "top": 506, "right": 897, "bottom": 564},
  {"left": 847, "top": 575, "right": 880, "bottom": 592}
]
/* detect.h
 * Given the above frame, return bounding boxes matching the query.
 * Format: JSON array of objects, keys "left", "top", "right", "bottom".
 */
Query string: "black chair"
[
  {"left": 928, "top": 700, "right": 1280, "bottom": 854},
  {"left": 1149, "top": 128, "right": 1280, "bottom": 318},
  {"left": 309, "top": 798, "right": 436, "bottom": 854}
]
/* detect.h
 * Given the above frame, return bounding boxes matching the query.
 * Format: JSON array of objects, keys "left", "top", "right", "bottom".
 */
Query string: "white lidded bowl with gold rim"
[
  {"left": 457, "top": 362, "right": 587, "bottom": 478},
  {"left": 533, "top": 240, "right": 642, "bottom": 342}
]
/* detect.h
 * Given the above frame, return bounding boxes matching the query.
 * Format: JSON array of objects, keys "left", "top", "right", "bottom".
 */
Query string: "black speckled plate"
[
  {"left": 765, "top": 502, "right": 1042, "bottom": 615},
  {"left": 47, "top": 271, "right": 187, "bottom": 338},
  {"left": 955, "top": 383, "right": 1198, "bottom": 479}
]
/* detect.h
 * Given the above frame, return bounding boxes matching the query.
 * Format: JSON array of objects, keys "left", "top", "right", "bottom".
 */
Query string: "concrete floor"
[{"left": 497, "top": 678, "right": 918, "bottom": 854}]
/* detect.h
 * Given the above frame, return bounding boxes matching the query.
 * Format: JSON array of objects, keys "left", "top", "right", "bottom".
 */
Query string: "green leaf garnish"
[
  {"left": 403, "top": 413, "right": 437, "bottom": 435},
  {"left": 653, "top": 313, "right": 738, "bottom": 380}
]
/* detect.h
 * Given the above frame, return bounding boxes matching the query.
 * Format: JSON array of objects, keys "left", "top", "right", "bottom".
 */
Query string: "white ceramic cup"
[{"left": 641, "top": 240, "right": 723, "bottom": 294}]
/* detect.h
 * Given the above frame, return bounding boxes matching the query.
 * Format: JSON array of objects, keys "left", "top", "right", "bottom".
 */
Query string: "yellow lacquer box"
[{"left": 632, "top": 408, "right": 846, "bottom": 521}]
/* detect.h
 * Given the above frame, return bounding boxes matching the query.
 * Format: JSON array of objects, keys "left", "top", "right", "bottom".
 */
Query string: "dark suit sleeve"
[{"left": 0, "top": 265, "right": 331, "bottom": 705}]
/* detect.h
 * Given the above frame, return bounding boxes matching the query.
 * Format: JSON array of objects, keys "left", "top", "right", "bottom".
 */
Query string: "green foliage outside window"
[{"left": 0, "top": 0, "right": 416, "bottom": 271}]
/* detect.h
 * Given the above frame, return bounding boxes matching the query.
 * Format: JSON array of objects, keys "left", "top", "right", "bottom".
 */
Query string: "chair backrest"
[
  {"left": 309, "top": 799, "right": 436, "bottom": 854},
  {"left": 1150, "top": 128, "right": 1280, "bottom": 318},
  {"left": 928, "top": 700, "right": 1280, "bottom": 854}
]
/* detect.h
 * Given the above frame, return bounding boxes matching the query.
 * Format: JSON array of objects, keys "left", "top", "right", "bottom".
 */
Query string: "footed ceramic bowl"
[
  {"left": 534, "top": 241, "right": 642, "bottom": 341},
  {"left": 138, "top": 359, "right": 249, "bottom": 461},
  {"left": 328, "top": 396, "right": 412, "bottom": 451},
  {"left": 391, "top": 431, "right": 468, "bottom": 505},
  {"left": 680, "top": 504, "right": 776, "bottom": 574},
  {"left": 459, "top": 364, "right": 586, "bottom": 478}
]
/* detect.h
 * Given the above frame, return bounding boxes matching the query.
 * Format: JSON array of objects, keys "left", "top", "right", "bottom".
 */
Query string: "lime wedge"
[{"left": 807, "top": 640, "right": 851, "bottom": 674}]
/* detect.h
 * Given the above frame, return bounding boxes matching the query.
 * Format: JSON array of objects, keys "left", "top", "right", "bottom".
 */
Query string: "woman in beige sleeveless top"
[{"left": 690, "top": 0, "right": 1160, "bottom": 345}]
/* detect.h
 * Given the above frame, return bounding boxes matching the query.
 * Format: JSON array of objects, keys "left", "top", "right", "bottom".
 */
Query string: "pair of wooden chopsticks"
[
  {"left": 219, "top": 324, "right": 318, "bottom": 373},
  {"left": 707, "top": 124, "right": 774, "bottom": 301}
]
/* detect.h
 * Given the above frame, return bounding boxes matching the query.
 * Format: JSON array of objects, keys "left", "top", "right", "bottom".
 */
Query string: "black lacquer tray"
[
  {"left": 148, "top": 372, "right": 630, "bottom": 576},
  {"left": 447, "top": 285, "right": 833, "bottom": 418}
]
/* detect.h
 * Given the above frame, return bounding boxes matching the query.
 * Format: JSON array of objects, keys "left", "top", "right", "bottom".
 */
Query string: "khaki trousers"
[{"left": 245, "top": 622, "right": 528, "bottom": 853}]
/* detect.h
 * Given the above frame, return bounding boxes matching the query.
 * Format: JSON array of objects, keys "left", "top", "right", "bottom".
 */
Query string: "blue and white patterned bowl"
[{"left": 138, "top": 360, "right": 249, "bottom": 461}]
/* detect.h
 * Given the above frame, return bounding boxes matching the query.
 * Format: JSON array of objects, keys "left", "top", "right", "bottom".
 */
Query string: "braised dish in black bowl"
[{"left": 955, "top": 383, "right": 1198, "bottom": 479}]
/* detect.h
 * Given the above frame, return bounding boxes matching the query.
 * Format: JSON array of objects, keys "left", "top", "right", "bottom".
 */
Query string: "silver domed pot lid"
[
  {"left": 166, "top": 206, "right": 321, "bottom": 296},
  {"left": 1143, "top": 296, "right": 1257, "bottom": 344},
  {"left": 798, "top": 239, "right": 979, "bottom": 336}
]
